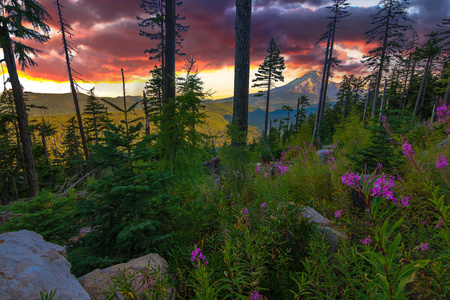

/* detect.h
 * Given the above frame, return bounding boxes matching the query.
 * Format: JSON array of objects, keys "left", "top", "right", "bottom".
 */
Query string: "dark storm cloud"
[{"left": 22, "top": 0, "right": 449, "bottom": 83}]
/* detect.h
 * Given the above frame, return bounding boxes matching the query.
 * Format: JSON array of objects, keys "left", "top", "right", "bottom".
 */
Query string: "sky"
[{"left": 6, "top": 0, "right": 450, "bottom": 99}]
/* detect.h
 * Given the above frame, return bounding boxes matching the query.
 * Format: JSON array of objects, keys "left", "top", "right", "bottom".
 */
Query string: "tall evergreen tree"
[
  {"left": 0, "top": 0, "right": 51, "bottom": 197},
  {"left": 55, "top": 0, "right": 90, "bottom": 162},
  {"left": 252, "top": 38, "right": 285, "bottom": 143},
  {"left": 232, "top": 0, "right": 252, "bottom": 146},
  {"left": 295, "top": 95, "right": 310, "bottom": 133},
  {"left": 83, "top": 89, "right": 110, "bottom": 146},
  {"left": 362, "top": 0, "right": 413, "bottom": 119},
  {"left": 60, "top": 117, "right": 83, "bottom": 175}
]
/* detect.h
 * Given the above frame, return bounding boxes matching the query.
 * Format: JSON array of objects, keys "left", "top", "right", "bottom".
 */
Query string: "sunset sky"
[{"left": 8, "top": 0, "right": 450, "bottom": 99}]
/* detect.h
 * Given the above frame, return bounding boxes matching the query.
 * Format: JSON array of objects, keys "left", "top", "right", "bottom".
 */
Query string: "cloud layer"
[{"left": 16, "top": 0, "right": 450, "bottom": 88}]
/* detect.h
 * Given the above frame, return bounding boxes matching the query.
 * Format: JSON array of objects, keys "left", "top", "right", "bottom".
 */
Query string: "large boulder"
[
  {"left": 78, "top": 253, "right": 173, "bottom": 300},
  {"left": 0, "top": 230, "right": 89, "bottom": 300}
]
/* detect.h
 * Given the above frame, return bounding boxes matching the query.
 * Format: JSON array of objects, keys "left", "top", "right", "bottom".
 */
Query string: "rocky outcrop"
[
  {"left": 78, "top": 253, "right": 173, "bottom": 300},
  {"left": 0, "top": 230, "right": 89, "bottom": 300}
]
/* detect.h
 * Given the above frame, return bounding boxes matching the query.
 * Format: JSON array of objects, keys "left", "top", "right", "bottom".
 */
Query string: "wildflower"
[
  {"left": 334, "top": 210, "right": 342, "bottom": 218},
  {"left": 255, "top": 165, "right": 261, "bottom": 172},
  {"left": 250, "top": 290, "right": 263, "bottom": 300},
  {"left": 377, "top": 162, "right": 383, "bottom": 169},
  {"left": 260, "top": 203, "right": 267, "bottom": 213},
  {"left": 264, "top": 173, "right": 269, "bottom": 178},
  {"left": 417, "top": 243, "right": 429, "bottom": 251},
  {"left": 341, "top": 172, "right": 361, "bottom": 188},
  {"left": 371, "top": 177, "right": 396, "bottom": 203},
  {"left": 437, "top": 103, "right": 450, "bottom": 122},
  {"left": 402, "top": 142, "right": 415, "bottom": 159},
  {"left": 277, "top": 165, "right": 289, "bottom": 175},
  {"left": 241, "top": 208, "right": 249, "bottom": 217},
  {"left": 436, "top": 155, "right": 448, "bottom": 169},
  {"left": 361, "top": 237, "right": 372, "bottom": 245},
  {"left": 436, "top": 218, "right": 443, "bottom": 229},
  {"left": 401, "top": 197, "right": 409, "bottom": 207},
  {"left": 191, "top": 246, "right": 208, "bottom": 266}
]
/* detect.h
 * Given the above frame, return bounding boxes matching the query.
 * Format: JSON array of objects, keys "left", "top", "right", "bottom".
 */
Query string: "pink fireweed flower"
[
  {"left": 417, "top": 243, "right": 429, "bottom": 251},
  {"left": 264, "top": 173, "right": 269, "bottom": 178},
  {"left": 250, "top": 290, "right": 263, "bottom": 300},
  {"left": 437, "top": 103, "right": 450, "bottom": 122},
  {"left": 436, "top": 155, "right": 448, "bottom": 169},
  {"left": 277, "top": 165, "right": 289, "bottom": 175},
  {"left": 361, "top": 237, "right": 372, "bottom": 245},
  {"left": 241, "top": 208, "right": 249, "bottom": 217},
  {"left": 341, "top": 172, "right": 361, "bottom": 188},
  {"left": 191, "top": 246, "right": 208, "bottom": 266},
  {"left": 334, "top": 210, "right": 342, "bottom": 218},
  {"left": 402, "top": 141, "right": 415, "bottom": 159},
  {"left": 255, "top": 165, "right": 261, "bottom": 172},
  {"left": 401, "top": 197, "right": 409, "bottom": 207},
  {"left": 377, "top": 162, "right": 383, "bottom": 170},
  {"left": 260, "top": 203, "right": 267, "bottom": 213},
  {"left": 371, "top": 177, "right": 396, "bottom": 203},
  {"left": 436, "top": 218, "right": 443, "bottom": 229}
]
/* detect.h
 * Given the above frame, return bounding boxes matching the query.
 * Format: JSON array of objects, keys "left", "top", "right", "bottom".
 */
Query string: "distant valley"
[{"left": 26, "top": 70, "right": 339, "bottom": 132}]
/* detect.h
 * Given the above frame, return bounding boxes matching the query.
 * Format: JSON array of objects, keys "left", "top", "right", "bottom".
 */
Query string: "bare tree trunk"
[
  {"left": 232, "top": 0, "right": 252, "bottom": 146},
  {"left": 379, "top": 79, "right": 388, "bottom": 126},
  {"left": 56, "top": 0, "right": 89, "bottom": 162},
  {"left": 164, "top": 0, "right": 176, "bottom": 103},
  {"left": 402, "top": 62, "right": 416, "bottom": 111},
  {"left": 264, "top": 70, "right": 272, "bottom": 143},
  {"left": 412, "top": 57, "right": 431, "bottom": 121},
  {"left": 313, "top": 26, "right": 331, "bottom": 140},
  {"left": 142, "top": 91, "right": 150, "bottom": 135},
  {"left": 363, "top": 79, "right": 372, "bottom": 123},
  {"left": 1, "top": 26, "right": 37, "bottom": 197},
  {"left": 295, "top": 96, "right": 300, "bottom": 133}
]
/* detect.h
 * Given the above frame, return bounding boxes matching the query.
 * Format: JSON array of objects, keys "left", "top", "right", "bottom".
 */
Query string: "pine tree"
[
  {"left": 252, "top": 38, "right": 285, "bottom": 142},
  {"left": 295, "top": 95, "right": 310, "bottom": 133},
  {"left": 60, "top": 117, "right": 83, "bottom": 176},
  {"left": 362, "top": 0, "right": 413, "bottom": 119},
  {"left": 83, "top": 89, "right": 110, "bottom": 146},
  {"left": 0, "top": 0, "right": 51, "bottom": 197}
]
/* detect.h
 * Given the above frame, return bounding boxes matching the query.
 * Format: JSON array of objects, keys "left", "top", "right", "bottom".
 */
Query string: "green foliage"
[
  {"left": 69, "top": 121, "right": 174, "bottom": 276},
  {"left": 36, "top": 288, "right": 56, "bottom": 300},
  {"left": 333, "top": 113, "right": 371, "bottom": 154},
  {"left": 0, "top": 190, "right": 80, "bottom": 245},
  {"left": 104, "top": 265, "right": 171, "bottom": 300},
  {"left": 83, "top": 89, "right": 110, "bottom": 146}
]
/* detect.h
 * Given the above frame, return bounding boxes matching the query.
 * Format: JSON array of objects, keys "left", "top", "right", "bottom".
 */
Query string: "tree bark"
[
  {"left": 412, "top": 57, "right": 431, "bottom": 120},
  {"left": 264, "top": 69, "right": 272, "bottom": 143},
  {"left": 363, "top": 79, "right": 372, "bottom": 123},
  {"left": 1, "top": 26, "right": 37, "bottom": 197},
  {"left": 232, "top": 0, "right": 252, "bottom": 146},
  {"left": 164, "top": 0, "right": 176, "bottom": 102},
  {"left": 143, "top": 90, "right": 150, "bottom": 135}
]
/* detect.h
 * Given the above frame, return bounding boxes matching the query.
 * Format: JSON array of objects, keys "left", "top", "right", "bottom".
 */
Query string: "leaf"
[{"left": 395, "top": 260, "right": 430, "bottom": 295}]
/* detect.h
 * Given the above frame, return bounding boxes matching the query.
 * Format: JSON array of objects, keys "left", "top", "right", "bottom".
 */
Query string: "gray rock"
[
  {"left": 78, "top": 253, "right": 173, "bottom": 300},
  {"left": 279, "top": 203, "right": 348, "bottom": 252},
  {"left": 0, "top": 230, "right": 89, "bottom": 300}
]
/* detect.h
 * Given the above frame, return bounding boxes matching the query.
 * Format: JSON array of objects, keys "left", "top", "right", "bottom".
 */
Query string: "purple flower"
[
  {"left": 341, "top": 172, "right": 361, "bottom": 188},
  {"left": 277, "top": 165, "right": 289, "bottom": 175},
  {"left": 191, "top": 246, "right": 208, "bottom": 266},
  {"left": 417, "top": 243, "right": 429, "bottom": 251},
  {"left": 260, "top": 203, "right": 267, "bottom": 213},
  {"left": 437, "top": 103, "right": 450, "bottom": 122},
  {"left": 335, "top": 210, "right": 342, "bottom": 218},
  {"left": 377, "top": 162, "right": 383, "bottom": 170},
  {"left": 401, "top": 197, "right": 410, "bottom": 207},
  {"left": 264, "top": 173, "right": 269, "bottom": 178},
  {"left": 241, "top": 208, "right": 249, "bottom": 217},
  {"left": 371, "top": 177, "right": 396, "bottom": 203},
  {"left": 436, "top": 155, "right": 448, "bottom": 169},
  {"left": 255, "top": 165, "right": 261, "bottom": 172},
  {"left": 250, "top": 290, "right": 263, "bottom": 300},
  {"left": 436, "top": 218, "right": 443, "bottom": 229},
  {"left": 361, "top": 237, "right": 372, "bottom": 245},
  {"left": 402, "top": 142, "right": 415, "bottom": 159}
]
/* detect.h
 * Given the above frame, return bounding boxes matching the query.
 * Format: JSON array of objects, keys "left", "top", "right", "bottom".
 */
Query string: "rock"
[
  {"left": 78, "top": 253, "right": 173, "bottom": 300},
  {"left": 278, "top": 203, "right": 347, "bottom": 252},
  {"left": 0, "top": 230, "right": 90, "bottom": 300}
]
